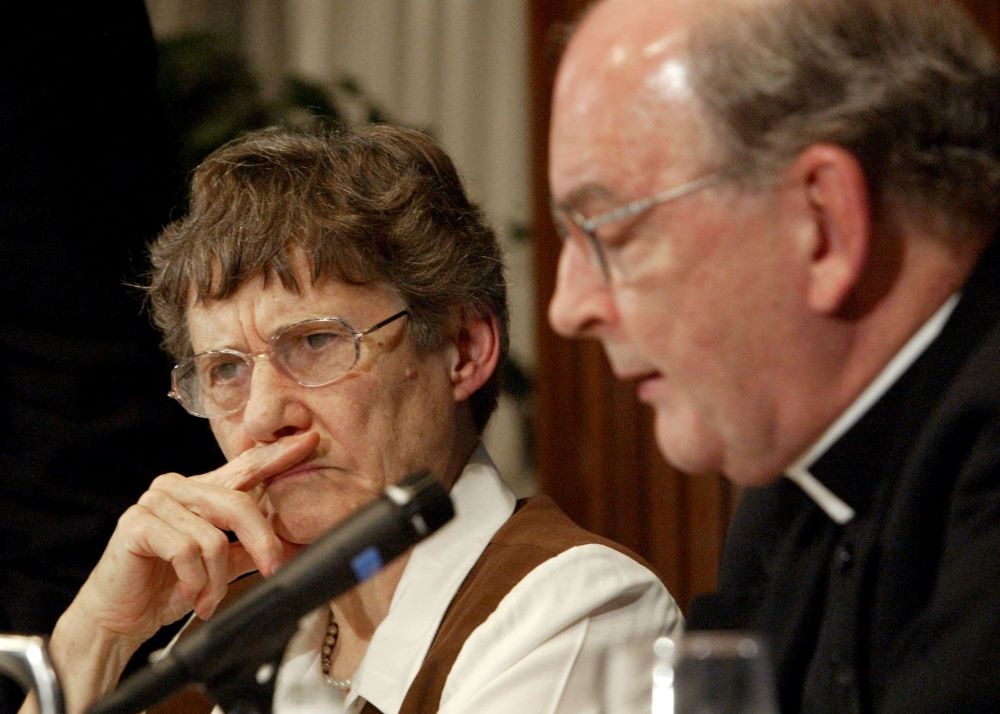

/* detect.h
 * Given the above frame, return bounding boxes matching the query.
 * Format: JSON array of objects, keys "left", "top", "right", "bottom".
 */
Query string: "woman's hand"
[
  {"left": 65, "top": 431, "right": 319, "bottom": 652},
  {"left": 29, "top": 431, "right": 320, "bottom": 714}
]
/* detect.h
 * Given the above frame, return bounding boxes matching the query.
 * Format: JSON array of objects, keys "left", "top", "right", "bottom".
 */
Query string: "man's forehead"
[
  {"left": 549, "top": 0, "right": 730, "bottom": 200},
  {"left": 553, "top": 0, "right": 739, "bottom": 120},
  {"left": 552, "top": 72, "right": 705, "bottom": 197},
  {"left": 557, "top": 7, "right": 686, "bottom": 108}
]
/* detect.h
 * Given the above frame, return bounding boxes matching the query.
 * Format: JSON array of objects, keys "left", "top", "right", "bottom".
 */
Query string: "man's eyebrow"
[{"left": 550, "top": 182, "right": 622, "bottom": 213}]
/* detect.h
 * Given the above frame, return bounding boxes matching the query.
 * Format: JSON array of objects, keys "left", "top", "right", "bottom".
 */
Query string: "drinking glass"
[
  {"left": 597, "top": 631, "right": 777, "bottom": 714},
  {"left": 597, "top": 632, "right": 675, "bottom": 713},
  {"left": 670, "top": 632, "right": 778, "bottom": 714}
]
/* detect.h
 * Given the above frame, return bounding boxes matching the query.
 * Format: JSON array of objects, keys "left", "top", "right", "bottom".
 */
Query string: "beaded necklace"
[{"left": 320, "top": 609, "right": 352, "bottom": 692}]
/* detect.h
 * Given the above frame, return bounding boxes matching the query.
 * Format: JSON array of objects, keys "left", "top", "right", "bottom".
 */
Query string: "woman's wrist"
[{"left": 46, "top": 604, "right": 143, "bottom": 714}]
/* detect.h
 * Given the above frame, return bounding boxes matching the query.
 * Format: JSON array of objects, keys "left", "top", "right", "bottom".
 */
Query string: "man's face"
[
  {"left": 548, "top": 2, "right": 791, "bottom": 483},
  {"left": 186, "top": 268, "right": 459, "bottom": 544}
]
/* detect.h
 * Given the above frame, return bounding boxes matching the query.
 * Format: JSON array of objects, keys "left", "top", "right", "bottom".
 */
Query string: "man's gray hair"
[{"left": 688, "top": 0, "right": 1000, "bottom": 232}]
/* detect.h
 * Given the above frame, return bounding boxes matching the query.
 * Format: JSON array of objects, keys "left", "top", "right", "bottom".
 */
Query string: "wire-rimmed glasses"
[
  {"left": 169, "top": 309, "right": 410, "bottom": 418},
  {"left": 551, "top": 168, "right": 735, "bottom": 282}
]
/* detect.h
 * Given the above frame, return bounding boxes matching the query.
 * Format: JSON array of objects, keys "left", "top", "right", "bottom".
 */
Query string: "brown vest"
[{"left": 148, "top": 496, "right": 652, "bottom": 713}]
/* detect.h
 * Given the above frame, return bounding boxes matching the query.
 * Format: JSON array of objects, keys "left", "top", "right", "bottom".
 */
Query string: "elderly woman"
[{"left": 28, "top": 125, "right": 680, "bottom": 714}]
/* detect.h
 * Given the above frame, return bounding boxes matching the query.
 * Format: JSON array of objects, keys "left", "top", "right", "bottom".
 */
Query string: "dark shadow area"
[{"left": 0, "top": 3, "right": 221, "bottom": 710}]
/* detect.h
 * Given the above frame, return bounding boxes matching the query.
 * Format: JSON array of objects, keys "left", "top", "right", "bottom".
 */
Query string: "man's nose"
[{"left": 548, "top": 237, "right": 619, "bottom": 338}]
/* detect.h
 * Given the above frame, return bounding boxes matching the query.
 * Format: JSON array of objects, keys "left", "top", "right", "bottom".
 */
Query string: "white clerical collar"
[{"left": 784, "top": 294, "right": 960, "bottom": 524}]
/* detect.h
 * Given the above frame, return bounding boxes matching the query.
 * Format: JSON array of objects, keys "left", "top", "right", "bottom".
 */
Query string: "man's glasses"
[
  {"left": 551, "top": 169, "right": 734, "bottom": 282},
  {"left": 169, "top": 309, "right": 410, "bottom": 418}
]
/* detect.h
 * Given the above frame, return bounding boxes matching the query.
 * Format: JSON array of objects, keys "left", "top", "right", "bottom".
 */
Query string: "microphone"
[{"left": 88, "top": 470, "right": 454, "bottom": 714}]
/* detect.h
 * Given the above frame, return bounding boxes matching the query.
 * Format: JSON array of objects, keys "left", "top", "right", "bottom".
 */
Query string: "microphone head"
[{"left": 388, "top": 470, "right": 455, "bottom": 537}]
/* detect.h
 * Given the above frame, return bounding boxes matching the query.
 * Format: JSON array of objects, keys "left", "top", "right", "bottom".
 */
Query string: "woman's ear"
[
  {"left": 783, "top": 143, "right": 872, "bottom": 314},
  {"left": 450, "top": 313, "right": 501, "bottom": 404}
]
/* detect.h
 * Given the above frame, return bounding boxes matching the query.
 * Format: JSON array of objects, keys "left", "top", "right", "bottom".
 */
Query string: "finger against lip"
[{"left": 209, "top": 432, "right": 320, "bottom": 491}]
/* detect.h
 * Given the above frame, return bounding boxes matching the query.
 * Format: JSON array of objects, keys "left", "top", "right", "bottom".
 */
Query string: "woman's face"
[{"left": 185, "top": 271, "right": 461, "bottom": 545}]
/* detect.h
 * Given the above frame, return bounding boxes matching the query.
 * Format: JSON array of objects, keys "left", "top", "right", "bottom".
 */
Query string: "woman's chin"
[
  {"left": 272, "top": 515, "right": 332, "bottom": 546},
  {"left": 266, "top": 483, "right": 372, "bottom": 547},
  {"left": 276, "top": 538, "right": 307, "bottom": 565},
  {"left": 266, "top": 490, "right": 350, "bottom": 544}
]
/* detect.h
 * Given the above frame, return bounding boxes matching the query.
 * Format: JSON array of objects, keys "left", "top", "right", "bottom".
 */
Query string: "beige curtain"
[{"left": 146, "top": 0, "right": 535, "bottom": 494}]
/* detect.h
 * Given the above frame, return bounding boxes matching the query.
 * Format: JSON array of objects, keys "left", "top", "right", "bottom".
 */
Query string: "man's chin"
[{"left": 652, "top": 411, "right": 721, "bottom": 477}]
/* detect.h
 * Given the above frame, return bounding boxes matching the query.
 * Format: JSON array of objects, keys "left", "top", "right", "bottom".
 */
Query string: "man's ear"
[
  {"left": 782, "top": 143, "right": 872, "bottom": 314},
  {"left": 449, "top": 313, "right": 501, "bottom": 403}
]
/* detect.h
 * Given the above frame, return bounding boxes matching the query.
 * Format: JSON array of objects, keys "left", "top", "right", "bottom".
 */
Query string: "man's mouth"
[{"left": 633, "top": 372, "right": 665, "bottom": 401}]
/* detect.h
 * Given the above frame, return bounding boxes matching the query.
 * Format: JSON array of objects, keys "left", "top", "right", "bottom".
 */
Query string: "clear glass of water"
[
  {"left": 598, "top": 631, "right": 778, "bottom": 714},
  {"left": 670, "top": 632, "right": 778, "bottom": 714}
]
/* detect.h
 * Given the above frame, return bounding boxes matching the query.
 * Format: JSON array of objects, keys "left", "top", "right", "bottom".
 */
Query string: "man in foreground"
[{"left": 548, "top": 0, "right": 1000, "bottom": 711}]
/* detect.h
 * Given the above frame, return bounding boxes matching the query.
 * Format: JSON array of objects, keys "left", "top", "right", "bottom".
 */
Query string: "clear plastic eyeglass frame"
[{"left": 169, "top": 309, "right": 410, "bottom": 418}]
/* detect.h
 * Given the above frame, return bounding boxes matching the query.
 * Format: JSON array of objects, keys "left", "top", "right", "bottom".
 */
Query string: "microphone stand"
[{"left": 134, "top": 617, "right": 297, "bottom": 714}]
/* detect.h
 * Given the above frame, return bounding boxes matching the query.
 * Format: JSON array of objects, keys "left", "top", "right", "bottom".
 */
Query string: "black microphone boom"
[{"left": 88, "top": 470, "right": 454, "bottom": 714}]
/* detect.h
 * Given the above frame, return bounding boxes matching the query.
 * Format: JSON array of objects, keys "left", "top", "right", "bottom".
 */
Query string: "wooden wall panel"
[{"left": 961, "top": 1, "right": 1000, "bottom": 47}]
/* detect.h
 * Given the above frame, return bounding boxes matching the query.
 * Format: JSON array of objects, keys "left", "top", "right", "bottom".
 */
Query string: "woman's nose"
[{"left": 239, "top": 357, "right": 312, "bottom": 442}]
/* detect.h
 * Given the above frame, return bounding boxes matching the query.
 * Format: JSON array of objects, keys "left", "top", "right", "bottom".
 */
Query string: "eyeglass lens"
[
  {"left": 173, "top": 318, "right": 359, "bottom": 417},
  {"left": 554, "top": 210, "right": 612, "bottom": 281}
]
